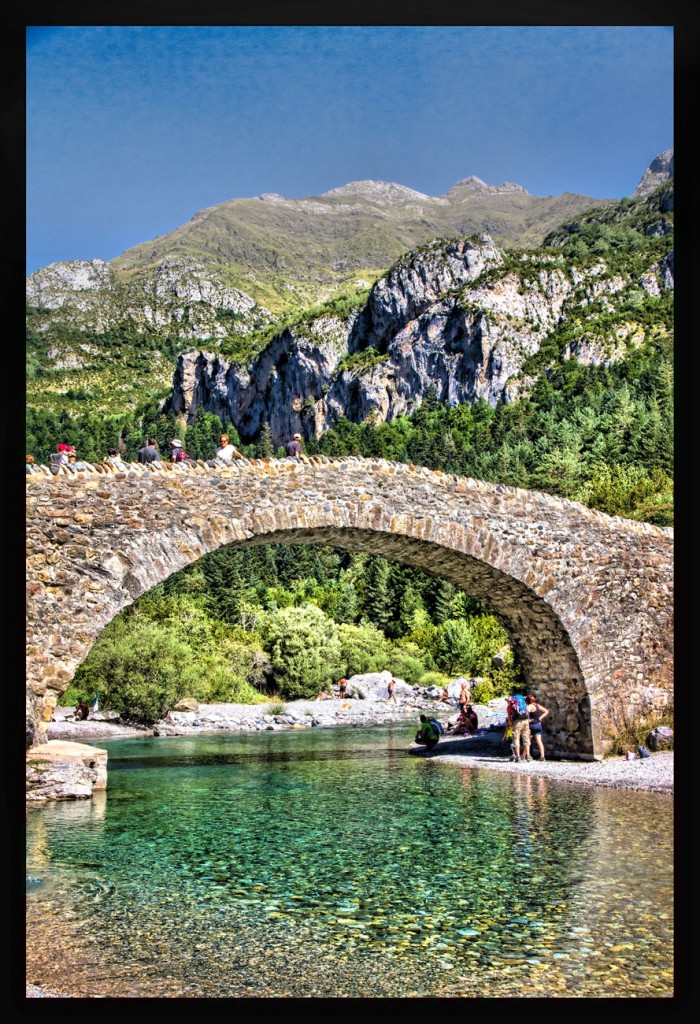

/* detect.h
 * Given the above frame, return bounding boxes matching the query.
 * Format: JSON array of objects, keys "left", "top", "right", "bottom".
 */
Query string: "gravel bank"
[{"left": 429, "top": 745, "right": 674, "bottom": 793}]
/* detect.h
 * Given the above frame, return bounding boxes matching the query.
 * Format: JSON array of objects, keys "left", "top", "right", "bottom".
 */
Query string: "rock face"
[
  {"left": 169, "top": 229, "right": 673, "bottom": 447},
  {"left": 25, "top": 457, "right": 673, "bottom": 760},
  {"left": 646, "top": 725, "right": 673, "bottom": 751},
  {"left": 26, "top": 741, "right": 108, "bottom": 801},
  {"left": 26, "top": 258, "right": 271, "bottom": 341},
  {"left": 345, "top": 670, "right": 413, "bottom": 701},
  {"left": 632, "top": 149, "right": 674, "bottom": 198}
]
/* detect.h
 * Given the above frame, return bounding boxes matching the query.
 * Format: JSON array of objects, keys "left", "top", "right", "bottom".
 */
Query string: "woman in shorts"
[{"left": 526, "top": 694, "right": 549, "bottom": 760}]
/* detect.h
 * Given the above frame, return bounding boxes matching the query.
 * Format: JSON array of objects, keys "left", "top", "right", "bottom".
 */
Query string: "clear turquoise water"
[{"left": 26, "top": 725, "right": 673, "bottom": 998}]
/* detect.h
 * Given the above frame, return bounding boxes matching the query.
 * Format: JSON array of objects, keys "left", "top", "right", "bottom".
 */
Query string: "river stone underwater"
[{"left": 26, "top": 724, "right": 673, "bottom": 998}]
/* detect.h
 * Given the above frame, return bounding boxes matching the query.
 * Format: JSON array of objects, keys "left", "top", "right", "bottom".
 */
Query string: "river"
[{"left": 26, "top": 723, "right": 673, "bottom": 998}]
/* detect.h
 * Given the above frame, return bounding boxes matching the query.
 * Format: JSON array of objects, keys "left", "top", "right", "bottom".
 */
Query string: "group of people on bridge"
[{"left": 28, "top": 432, "right": 308, "bottom": 474}]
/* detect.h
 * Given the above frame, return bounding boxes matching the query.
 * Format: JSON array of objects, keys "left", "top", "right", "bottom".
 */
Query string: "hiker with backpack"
[
  {"left": 415, "top": 714, "right": 440, "bottom": 752},
  {"left": 170, "top": 439, "right": 193, "bottom": 464},
  {"left": 506, "top": 691, "right": 531, "bottom": 762}
]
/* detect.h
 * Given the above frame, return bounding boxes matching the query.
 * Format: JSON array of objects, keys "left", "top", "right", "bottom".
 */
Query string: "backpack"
[
  {"left": 174, "top": 449, "right": 193, "bottom": 463},
  {"left": 507, "top": 694, "right": 529, "bottom": 721},
  {"left": 429, "top": 718, "right": 444, "bottom": 735},
  {"left": 49, "top": 452, "right": 66, "bottom": 475}
]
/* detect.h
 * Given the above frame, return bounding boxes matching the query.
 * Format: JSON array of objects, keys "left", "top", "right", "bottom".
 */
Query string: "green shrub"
[
  {"left": 262, "top": 604, "right": 342, "bottom": 700},
  {"left": 470, "top": 678, "right": 495, "bottom": 704},
  {"left": 418, "top": 670, "right": 451, "bottom": 689},
  {"left": 71, "top": 621, "right": 205, "bottom": 725}
]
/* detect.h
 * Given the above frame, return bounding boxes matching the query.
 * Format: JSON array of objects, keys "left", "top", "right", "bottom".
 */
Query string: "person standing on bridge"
[
  {"left": 137, "top": 438, "right": 160, "bottom": 464},
  {"left": 285, "top": 433, "right": 303, "bottom": 459},
  {"left": 215, "top": 433, "right": 242, "bottom": 463}
]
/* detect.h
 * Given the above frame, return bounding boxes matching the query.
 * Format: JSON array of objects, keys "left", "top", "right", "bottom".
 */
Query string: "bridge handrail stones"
[{"left": 26, "top": 455, "right": 673, "bottom": 759}]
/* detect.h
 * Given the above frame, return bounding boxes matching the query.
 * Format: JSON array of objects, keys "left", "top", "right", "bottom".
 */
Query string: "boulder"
[
  {"left": 347, "top": 670, "right": 412, "bottom": 701},
  {"left": 646, "top": 725, "right": 673, "bottom": 751},
  {"left": 26, "top": 740, "right": 108, "bottom": 801},
  {"left": 491, "top": 646, "right": 509, "bottom": 669},
  {"left": 173, "top": 698, "right": 199, "bottom": 712}
]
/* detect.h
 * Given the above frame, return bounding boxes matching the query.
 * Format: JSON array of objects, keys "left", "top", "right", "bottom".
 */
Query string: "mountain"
[
  {"left": 632, "top": 148, "right": 674, "bottom": 198},
  {"left": 25, "top": 151, "right": 672, "bottom": 423},
  {"left": 168, "top": 174, "right": 673, "bottom": 448},
  {"left": 105, "top": 175, "right": 611, "bottom": 315}
]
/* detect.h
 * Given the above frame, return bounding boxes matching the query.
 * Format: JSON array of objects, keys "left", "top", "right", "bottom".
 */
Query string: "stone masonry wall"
[{"left": 26, "top": 456, "right": 674, "bottom": 759}]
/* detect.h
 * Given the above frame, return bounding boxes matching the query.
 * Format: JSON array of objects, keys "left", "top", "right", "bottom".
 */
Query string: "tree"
[
  {"left": 362, "top": 555, "right": 392, "bottom": 631},
  {"left": 433, "top": 619, "right": 478, "bottom": 676},
  {"left": 71, "top": 620, "right": 204, "bottom": 725},
  {"left": 262, "top": 604, "right": 342, "bottom": 699},
  {"left": 257, "top": 422, "right": 274, "bottom": 458}
]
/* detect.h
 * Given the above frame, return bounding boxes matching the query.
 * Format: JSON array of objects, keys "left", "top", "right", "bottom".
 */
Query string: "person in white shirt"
[{"left": 215, "top": 433, "right": 242, "bottom": 462}]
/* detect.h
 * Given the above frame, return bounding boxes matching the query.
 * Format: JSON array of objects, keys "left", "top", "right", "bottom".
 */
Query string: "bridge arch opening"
[
  {"left": 55, "top": 525, "right": 593, "bottom": 758},
  {"left": 28, "top": 459, "right": 672, "bottom": 759}
]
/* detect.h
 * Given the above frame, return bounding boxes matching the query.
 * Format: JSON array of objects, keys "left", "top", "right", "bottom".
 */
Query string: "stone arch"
[{"left": 26, "top": 457, "right": 673, "bottom": 757}]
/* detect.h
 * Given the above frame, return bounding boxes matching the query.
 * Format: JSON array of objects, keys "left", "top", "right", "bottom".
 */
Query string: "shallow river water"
[{"left": 26, "top": 724, "right": 673, "bottom": 998}]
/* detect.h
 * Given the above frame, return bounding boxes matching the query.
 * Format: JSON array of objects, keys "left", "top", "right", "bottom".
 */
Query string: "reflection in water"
[{"left": 26, "top": 726, "right": 673, "bottom": 998}]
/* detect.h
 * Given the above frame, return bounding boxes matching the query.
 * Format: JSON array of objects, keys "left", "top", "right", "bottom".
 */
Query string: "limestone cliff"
[
  {"left": 169, "top": 223, "right": 673, "bottom": 448},
  {"left": 26, "top": 257, "right": 271, "bottom": 342},
  {"left": 632, "top": 148, "right": 674, "bottom": 198}
]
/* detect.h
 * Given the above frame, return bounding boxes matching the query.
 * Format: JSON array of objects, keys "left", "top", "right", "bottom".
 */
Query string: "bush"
[
  {"left": 470, "top": 678, "right": 495, "bottom": 704},
  {"left": 337, "top": 622, "right": 390, "bottom": 676},
  {"left": 418, "top": 670, "right": 451, "bottom": 689},
  {"left": 71, "top": 621, "right": 205, "bottom": 725},
  {"left": 262, "top": 604, "right": 342, "bottom": 700}
]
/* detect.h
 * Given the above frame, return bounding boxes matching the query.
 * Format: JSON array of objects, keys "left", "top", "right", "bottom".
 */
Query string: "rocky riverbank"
[{"left": 45, "top": 682, "right": 673, "bottom": 795}]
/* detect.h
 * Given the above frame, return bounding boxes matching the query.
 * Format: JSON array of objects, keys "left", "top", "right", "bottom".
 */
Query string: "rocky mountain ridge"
[
  {"left": 104, "top": 172, "right": 615, "bottom": 314},
  {"left": 169, "top": 191, "right": 674, "bottom": 448},
  {"left": 26, "top": 151, "right": 673, "bottom": 427}
]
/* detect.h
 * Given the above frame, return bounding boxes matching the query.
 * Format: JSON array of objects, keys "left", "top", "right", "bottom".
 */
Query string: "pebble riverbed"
[{"left": 30, "top": 699, "right": 673, "bottom": 999}]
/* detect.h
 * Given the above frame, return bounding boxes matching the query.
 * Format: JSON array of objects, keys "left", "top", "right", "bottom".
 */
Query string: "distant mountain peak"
[
  {"left": 446, "top": 177, "right": 529, "bottom": 197},
  {"left": 320, "top": 180, "right": 432, "bottom": 205},
  {"left": 449, "top": 176, "right": 488, "bottom": 191},
  {"left": 632, "top": 148, "right": 674, "bottom": 197}
]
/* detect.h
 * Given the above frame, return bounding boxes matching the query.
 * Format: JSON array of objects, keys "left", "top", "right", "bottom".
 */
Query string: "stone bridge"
[{"left": 26, "top": 455, "right": 674, "bottom": 759}]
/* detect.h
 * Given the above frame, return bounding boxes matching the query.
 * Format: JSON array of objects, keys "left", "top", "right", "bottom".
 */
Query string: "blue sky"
[{"left": 26, "top": 25, "right": 673, "bottom": 275}]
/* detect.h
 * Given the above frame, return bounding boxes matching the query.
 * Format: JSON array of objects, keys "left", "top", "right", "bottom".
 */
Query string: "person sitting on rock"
[
  {"left": 415, "top": 714, "right": 440, "bottom": 752},
  {"left": 450, "top": 707, "right": 477, "bottom": 735},
  {"left": 437, "top": 686, "right": 450, "bottom": 704},
  {"left": 74, "top": 700, "right": 90, "bottom": 721}
]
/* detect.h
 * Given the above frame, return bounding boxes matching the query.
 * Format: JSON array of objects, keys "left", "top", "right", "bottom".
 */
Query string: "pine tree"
[
  {"left": 362, "top": 555, "right": 392, "bottom": 631},
  {"left": 257, "top": 422, "right": 274, "bottom": 458}
]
